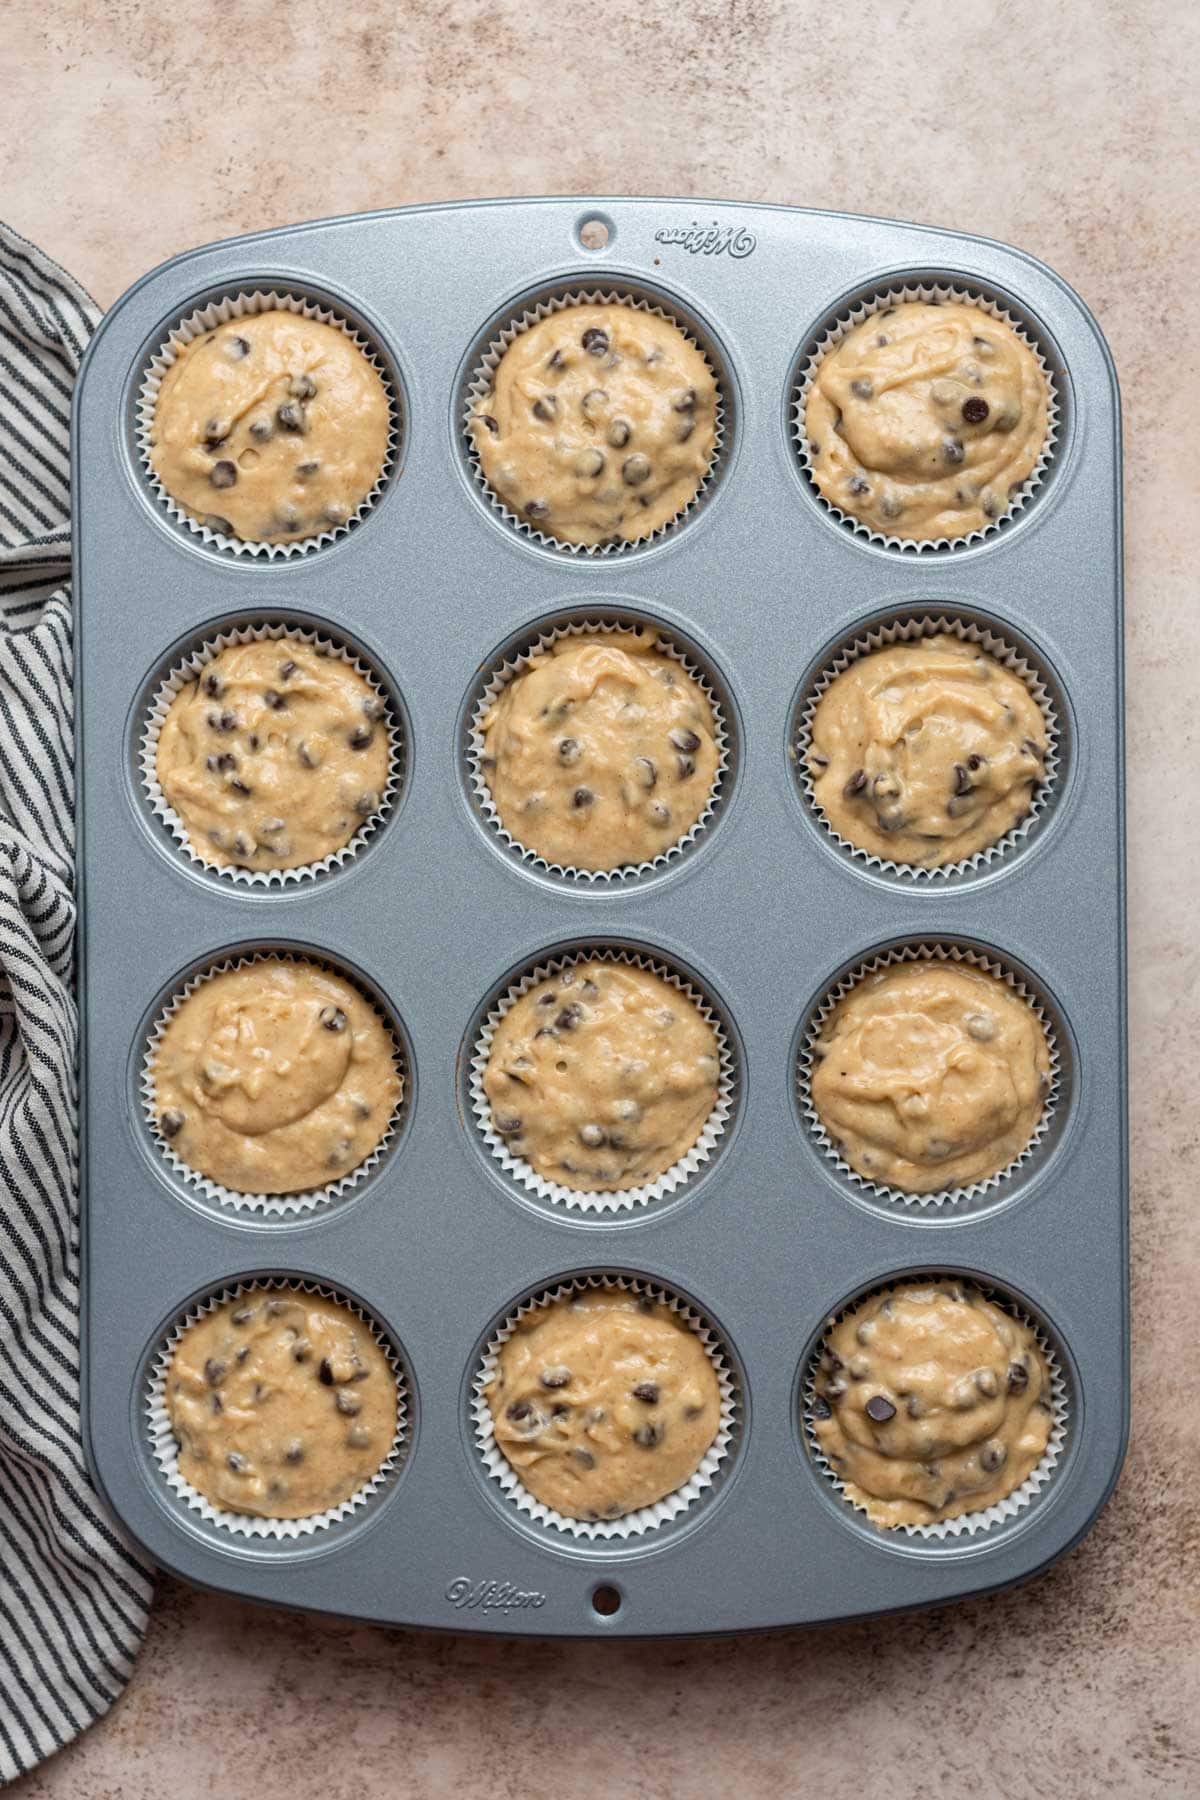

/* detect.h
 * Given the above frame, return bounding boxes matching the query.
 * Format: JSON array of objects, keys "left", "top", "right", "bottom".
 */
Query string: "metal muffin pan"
[{"left": 75, "top": 197, "right": 1126, "bottom": 1635}]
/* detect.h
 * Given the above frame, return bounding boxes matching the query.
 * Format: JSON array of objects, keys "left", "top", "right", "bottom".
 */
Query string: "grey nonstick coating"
[{"left": 74, "top": 197, "right": 1126, "bottom": 1636}]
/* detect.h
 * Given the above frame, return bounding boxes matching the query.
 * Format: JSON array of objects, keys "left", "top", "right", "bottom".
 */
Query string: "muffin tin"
[{"left": 75, "top": 198, "right": 1126, "bottom": 1635}]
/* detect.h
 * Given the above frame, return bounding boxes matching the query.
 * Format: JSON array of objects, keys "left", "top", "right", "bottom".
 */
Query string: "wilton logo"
[
  {"left": 654, "top": 221, "right": 757, "bottom": 259},
  {"left": 445, "top": 1576, "right": 547, "bottom": 1612}
]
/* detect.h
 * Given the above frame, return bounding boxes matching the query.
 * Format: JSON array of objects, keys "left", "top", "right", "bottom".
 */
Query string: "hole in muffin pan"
[
  {"left": 790, "top": 935, "right": 1079, "bottom": 1224},
  {"left": 785, "top": 269, "right": 1073, "bottom": 558},
  {"left": 453, "top": 272, "right": 740, "bottom": 560},
  {"left": 590, "top": 1582, "right": 622, "bottom": 1615},
  {"left": 135, "top": 1271, "right": 416, "bottom": 1556},
  {"left": 124, "top": 278, "right": 408, "bottom": 562},
  {"left": 127, "top": 611, "right": 411, "bottom": 895},
  {"left": 130, "top": 940, "right": 415, "bottom": 1225},
  {"left": 577, "top": 215, "right": 613, "bottom": 252},
  {"left": 785, "top": 600, "right": 1075, "bottom": 890},
  {"left": 462, "top": 1268, "right": 747, "bottom": 1556},
  {"left": 457, "top": 601, "right": 742, "bottom": 892},
  {"left": 459, "top": 938, "right": 745, "bottom": 1224},
  {"left": 792, "top": 1268, "right": 1076, "bottom": 1557}
]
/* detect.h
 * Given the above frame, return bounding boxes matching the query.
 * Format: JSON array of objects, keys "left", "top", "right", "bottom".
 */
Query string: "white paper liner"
[
  {"left": 797, "top": 943, "right": 1063, "bottom": 1209},
  {"left": 801, "top": 1278, "right": 1069, "bottom": 1540},
  {"left": 471, "top": 1273, "right": 738, "bottom": 1541},
  {"left": 142, "top": 951, "right": 406, "bottom": 1216},
  {"left": 140, "top": 621, "right": 402, "bottom": 887},
  {"left": 464, "top": 287, "right": 726, "bottom": 555},
  {"left": 792, "top": 282, "right": 1059, "bottom": 552},
  {"left": 470, "top": 948, "right": 736, "bottom": 1213},
  {"left": 146, "top": 1277, "right": 408, "bottom": 1540},
  {"left": 467, "top": 617, "right": 731, "bottom": 883},
  {"left": 794, "top": 613, "right": 1061, "bottom": 882},
  {"left": 137, "top": 290, "right": 399, "bottom": 558}
]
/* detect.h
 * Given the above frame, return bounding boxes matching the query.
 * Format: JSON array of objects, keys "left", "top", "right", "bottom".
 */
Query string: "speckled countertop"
[{"left": 4, "top": 2, "right": 1199, "bottom": 1795}]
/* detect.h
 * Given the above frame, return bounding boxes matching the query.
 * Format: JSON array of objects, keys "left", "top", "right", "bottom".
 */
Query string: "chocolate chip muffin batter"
[
  {"left": 166, "top": 1287, "right": 396, "bottom": 1519},
  {"left": 479, "top": 629, "right": 719, "bottom": 871},
  {"left": 155, "top": 638, "right": 390, "bottom": 873},
  {"left": 810, "top": 1280, "right": 1054, "bottom": 1529},
  {"left": 148, "top": 310, "right": 390, "bottom": 543},
  {"left": 810, "top": 960, "right": 1051, "bottom": 1194},
  {"left": 470, "top": 303, "right": 717, "bottom": 547},
  {"left": 807, "top": 635, "right": 1048, "bottom": 867},
  {"left": 486, "top": 1288, "right": 721, "bottom": 1520},
  {"left": 151, "top": 958, "right": 401, "bottom": 1195},
  {"left": 483, "top": 960, "right": 721, "bottom": 1192},
  {"left": 804, "top": 301, "right": 1048, "bottom": 542}
]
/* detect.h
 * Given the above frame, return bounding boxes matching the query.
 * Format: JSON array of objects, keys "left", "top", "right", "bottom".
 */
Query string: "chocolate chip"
[
  {"left": 226, "top": 1452, "right": 247, "bottom": 1474},
  {"left": 606, "top": 418, "right": 631, "bottom": 448},
  {"left": 203, "top": 418, "right": 228, "bottom": 445},
  {"left": 480, "top": 413, "right": 499, "bottom": 436},
  {"left": 318, "top": 1359, "right": 336, "bottom": 1386},
  {"left": 622, "top": 453, "right": 651, "bottom": 485},
  {"left": 232, "top": 1306, "right": 254, "bottom": 1326},
  {"left": 632, "top": 1382, "right": 660, "bottom": 1404},
  {"left": 962, "top": 396, "right": 990, "bottom": 424},
  {"left": 811, "top": 1395, "right": 832, "bottom": 1420},
  {"left": 943, "top": 437, "right": 965, "bottom": 465},
  {"left": 289, "top": 373, "right": 317, "bottom": 399},
  {"left": 208, "top": 708, "right": 237, "bottom": 732},
  {"left": 226, "top": 335, "right": 250, "bottom": 359},
  {"left": 633, "top": 756, "right": 656, "bottom": 789},
  {"left": 298, "top": 739, "right": 322, "bottom": 768},
  {"left": 264, "top": 689, "right": 287, "bottom": 711},
  {"left": 546, "top": 348, "right": 565, "bottom": 370},
  {"left": 672, "top": 387, "right": 697, "bottom": 411},
  {"left": 349, "top": 724, "right": 374, "bottom": 750},
  {"left": 572, "top": 1448, "right": 596, "bottom": 1469},
  {"left": 203, "top": 672, "right": 224, "bottom": 697},
  {"left": 865, "top": 1395, "right": 896, "bottom": 1423},
  {"left": 532, "top": 394, "right": 556, "bottom": 421},
  {"left": 524, "top": 499, "right": 549, "bottom": 521},
  {"left": 633, "top": 1422, "right": 664, "bottom": 1448},
  {"left": 296, "top": 460, "right": 320, "bottom": 478},
  {"left": 848, "top": 474, "right": 870, "bottom": 496},
  {"left": 276, "top": 401, "right": 307, "bottom": 432},
  {"left": 229, "top": 778, "right": 252, "bottom": 797},
  {"left": 974, "top": 1367, "right": 1000, "bottom": 1397},
  {"left": 880, "top": 494, "right": 904, "bottom": 520},
  {"left": 1007, "top": 1361, "right": 1029, "bottom": 1394},
  {"left": 319, "top": 1006, "right": 348, "bottom": 1032},
  {"left": 581, "top": 326, "right": 609, "bottom": 356},
  {"left": 558, "top": 737, "right": 581, "bottom": 765},
  {"left": 844, "top": 768, "right": 867, "bottom": 798},
  {"left": 494, "top": 1112, "right": 522, "bottom": 1137},
  {"left": 669, "top": 728, "right": 700, "bottom": 754},
  {"left": 540, "top": 1365, "right": 571, "bottom": 1389},
  {"left": 675, "top": 753, "right": 696, "bottom": 779},
  {"left": 581, "top": 387, "right": 608, "bottom": 417},
  {"left": 249, "top": 416, "right": 273, "bottom": 442},
  {"left": 202, "top": 515, "right": 233, "bottom": 535},
  {"left": 849, "top": 378, "right": 873, "bottom": 399},
  {"left": 506, "top": 1401, "right": 532, "bottom": 1421},
  {"left": 284, "top": 1440, "right": 304, "bottom": 1464},
  {"left": 210, "top": 460, "right": 237, "bottom": 489},
  {"left": 1023, "top": 738, "right": 1045, "bottom": 760},
  {"left": 204, "top": 1358, "right": 226, "bottom": 1386},
  {"left": 159, "top": 1108, "right": 184, "bottom": 1138},
  {"left": 572, "top": 786, "right": 593, "bottom": 808},
  {"left": 335, "top": 1390, "right": 361, "bottom": 1416},
  {"left": 353, "top": 790, "right": 379, "bottom": 817},
  {"left": 556, "top": 1003, "right": 583, "bottom": 1031},
  {"left": 980, "top": 1439, "right": 1008, "bottom": 1472}
]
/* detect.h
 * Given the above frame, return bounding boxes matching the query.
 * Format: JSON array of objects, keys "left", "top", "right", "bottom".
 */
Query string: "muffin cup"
[
  {"left": 471, "top": 1273, "right": 738, "bottom": 1541},
  {"left": 794, "top": 612, "right": 1061, "bottom": 881},
  {"left": 470, "top": 948, "right": 736, "bottom": 1212},
  {"left": 464, "top": 287, "right": 726, "bottom": 555},
  {"left": 146, "top": 1277, "right": 407, "bottom": 1540},
  {"left": 140, "top": 620, "right": 402, "bottom": 887},
  {"left": 137, "top": 290, "right": 398, "bottom": 558},
  {"left": 142, "top": 952, "right": 406, "bottom": 1217},
  {"left": 801, "top": 1279, "right": 1069, "bottom": 1540},
  {"left": 793, "top": 281, "right": 1059, "bottom": 551},
  {"left": 797, "top": 943, "right": 1063, "bottom": 1208},
  {"left": 467, "top": 616, "right": 731, "bottom": 883}
]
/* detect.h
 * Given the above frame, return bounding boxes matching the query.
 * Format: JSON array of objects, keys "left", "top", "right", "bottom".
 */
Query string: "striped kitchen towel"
[{"left": 0, "top": 221, "right": 153, "bottom": 1782}]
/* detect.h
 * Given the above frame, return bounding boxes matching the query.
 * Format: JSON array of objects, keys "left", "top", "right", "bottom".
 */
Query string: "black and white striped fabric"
[{"left": 0, "top": 222, "right": 152, "bottom": 1782}]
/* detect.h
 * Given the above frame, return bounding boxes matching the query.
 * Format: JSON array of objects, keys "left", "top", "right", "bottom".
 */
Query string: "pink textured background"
[{"left": 4, "top": 1, "right": 1198, "bottom": 1794}]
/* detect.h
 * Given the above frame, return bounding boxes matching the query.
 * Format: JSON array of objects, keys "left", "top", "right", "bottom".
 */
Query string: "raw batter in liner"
[
  {"left": 804, "top": 301, "right": 1048, "bottom": 542},
  {"left": 155, "top": 638, "right": 390, "bottom": 873},
  {"left": 470, "top": 303, "right": 718, "bottom": 547},
  {"left": 480, "top": 628, "right": 719, "bottom": 871},
  {"left": 486, "top": 1288, "right": 721, "bottom": 1519},
  {"left": 483, "top": 960, "right": 721, "bottom": 1192},
  {"left": 810, "top": 960, "right": 1050, "bottom": 1194},
  {"left": 810, "top": 1279, "right": 1053, "bottom": 1529},
  {"left": 807, "top": 635, "right": 1047, "bottom": 867},
  {"left": 151, "top": 958, "right": 401, "bottom": 1195},
  {"left": 148, "top": 310, "right": 390, "bottom": 544},
  {"left": 166, "top": 1287, "right": 396, "bottom": 1519}
]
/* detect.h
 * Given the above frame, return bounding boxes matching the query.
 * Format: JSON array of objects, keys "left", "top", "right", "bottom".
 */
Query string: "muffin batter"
[
  {"left": 486, "top": 1288, "right": 721, "bottom": 1519},
  {"left": 483, "top": 960, "right": 721, "bottom": 1192},
  {"left": 810, "top": 1279, "right": 1053, "bottom": 1528},
  {"left": 166, "top": 1287, "right": 396, "bottom": 1518},
  {"left": 155, "top": 638, "right": 391, "bottom": 873},
  {"left": 803, "top": 301, "right": 1049, "bottom": 542},
  {"left": 807, "top": 635, "right": 1047, "bottom": 866},
  {"left": 151, "top": 957, "right": 401, "bottom": 1195},
  {"left": 480, "top": 629, "right": 719, "bottom": 870},
  {"left": 148, "top": 310, "right": 390, "bottom": 543},
  {"left": 470, "top": 303, "right": 718, "bottom": 547},
  {"left": 810, "top": 959, "right": 1051, "bottom": 1193}
]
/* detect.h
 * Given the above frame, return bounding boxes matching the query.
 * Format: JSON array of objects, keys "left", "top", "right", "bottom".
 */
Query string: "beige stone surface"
[{"left": 4, "top": 0, "right": 1198, "bottom": 1795}]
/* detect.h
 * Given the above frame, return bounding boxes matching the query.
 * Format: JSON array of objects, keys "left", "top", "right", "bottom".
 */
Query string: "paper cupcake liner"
[
  {"left": 140, "top": 621, "right": 403, "bottom": 887},
  {"left": 137, "top": 289, "right": 399, "bottom": 559},
  {"left": 470, "top": 948, "right": 736, "bottom": 1213},
  {"left": 142, "top": 951, "right": 406, "bottom": 1216},
  {"left": 792, "top": 281, "right": 1059, "bottom": 552},
  {"left": 471, "top": 1273, "right": 739, "bottom": 1542},
  {"left": 793, "top": 612, "right": 1061, "bottom": 882},
  {"left": 797, "top": 943, "right": 1063, "bottom": 1209},
  {"left": 467, "top": 616, "right": 731, "bottom": 883},
  {"left": 464, "top": 286, "right": 726, "bottom": 555},
  {"left": 801, "top": 1277, "right": 1069, "bottom": 1540},
  {"left": 146, "top": 1277, "right": 408, "bottom": 1540}
]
